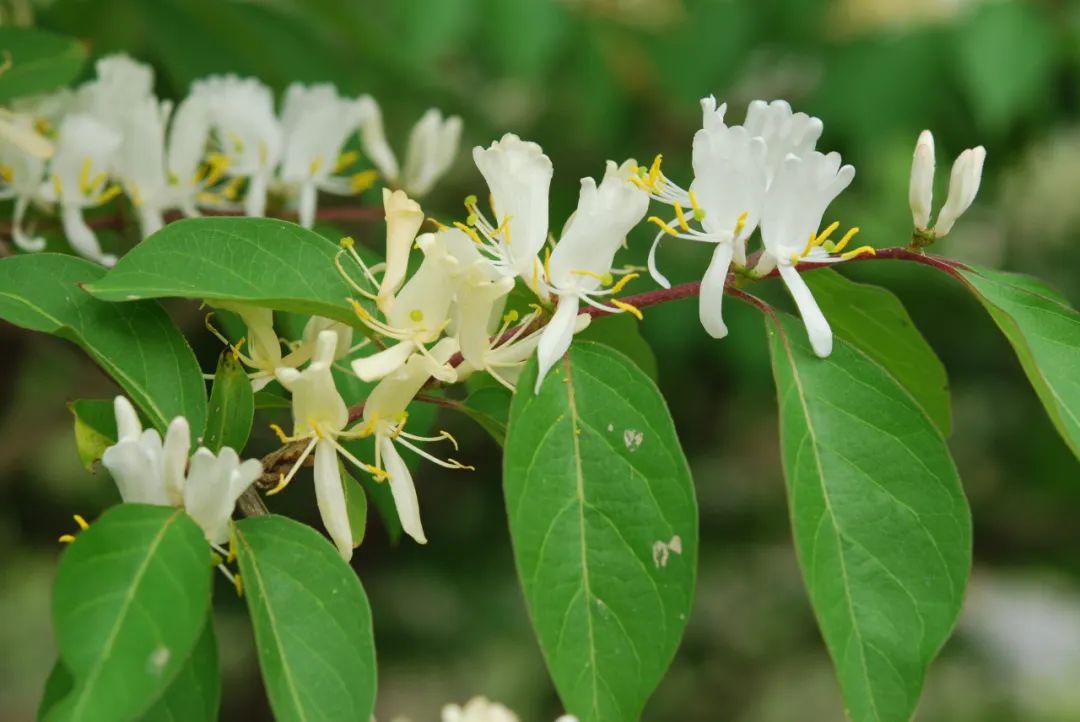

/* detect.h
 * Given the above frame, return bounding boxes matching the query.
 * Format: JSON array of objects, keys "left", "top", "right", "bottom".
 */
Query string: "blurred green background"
[{"left": 3, "top": 0, "right": 1080, "bottom": 720}]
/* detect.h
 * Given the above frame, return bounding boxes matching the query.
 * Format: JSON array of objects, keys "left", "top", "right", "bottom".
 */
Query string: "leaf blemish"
[
  {"left": 651, "top": 535, "right": 682, "bottom": 568},
  {"left": 623, "top": 429, "right": 644, "bottom": 452},
  {"left": 147, "top": 646, "right": 170, "bottom": 675}
]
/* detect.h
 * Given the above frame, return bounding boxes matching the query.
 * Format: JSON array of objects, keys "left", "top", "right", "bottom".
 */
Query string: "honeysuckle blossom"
[
  {"left": 356, "top": 96, "right": 461, "bottom": 197},
  {"left": 377, "top": 188, "right": 426, "bottom": 311},
  {"left": 440, "top": 696, "right": 578, "bottom": 722},
  {"left": 909, "top": 129, "right": 986, "bottom": 238},
  {"left": 38, "top": 114, "right": 122, "bottom": 265},
  {"left": 101, "top": 396, "right": 262, "bottom": 545},
  {"left": 277, "top": 83, "right": 373, "bottom": 228},
  {"left": 191, "top": 75, "right": 283, "bottom": 217},
  {"left": 535, "top": 159, "right": 649, "bottom": 391},
  {"left": 272, "top": 330, "right": 383, "bottom": 560},
  {"left": 466, "top": 133, "right": 554, "bottom": 285},
  {"left": 0, "top": 111, "right": 50, "bottom": 252},
  {"left": 361, "top": 337, "right": 469, "bottom": 545}
]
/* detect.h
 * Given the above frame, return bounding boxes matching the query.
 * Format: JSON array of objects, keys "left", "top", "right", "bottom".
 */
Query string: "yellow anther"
[
  {"left": 532, "top": 256, "right": 540, "bottom": 290},
  {"left": 673, "top": 202, "right": 691, "bottom": 232},
  {"left": 233, "top": 573, "right": 244, "bottom": 597},
  {"left": 627, "top": 175, "right": 650, "bottom": 192},
  {"left": 790, "top": 253, "right": 802, "bottom": 265},
  {"left": 222, "top": 176, "right": 244, "bottom": 200},
  {"left": 609, "top": 272, "right": 638, "bottom": 294},
  {"left": 269, "top": 423, "right": 291, "bottom": 444},
  {"left": 453, "top": 221, "right": 483, "bottom": 246},
  {"left": 409, "top": 309, "right": 424, "bottom": 322},
  {"left": 97, "top": 185, "right": 123, "bottom": 205},
  {"left": 73, "top": 514, "right": 89, "bottom": 530},
  {"left": 0, "top": 164, "right": 12, "bottom": 183},
  {"left": 365, "top": 463, "right": 388, "bottom": 482},
  {"left": 78, "top": 156, "right": 93, "bottom": 194},
  {"left": 648, "top": 216, "right": 680, "bottom": 237},
  {"left": 648, "top": 154, "right": 663, "bottom": 187},
  {"left": 839, "top": 245, "right": 876, "bottom": 260},
  {"left": 427, "top": 217, "right": 448, "bottom": 230},
  {"left": 815, "top": 221, "right": 840, "bottom": 246},
  {"left": 502, "top": 309, "right": 519, "bottom": 324},
  {"left": 340, "top": 236, "right": 355, "bottom": 248},
  {"left": 798, "top": 231, "right": 817, "bottom": 260},
  {"left": 334, "top": 150, "right": 359, "bottom": 173},
  {"left": 543, "top": 246, "right": 552, "bottom": 281},
  {"left": 203, "top": 153, "right": 230, "bottom": 186},
  {"left": 688, "top": 190, "right": 705, "bottom": 221},
  {"left": 58, "top": 534, "right": 76, "bottom": 544},
  {"left": 832, "top": 226, "right": 860, "bottom": 253},
  {"left": 231, "top": 336, "right": 246, "bottom": 362},
  {"left": 227, "top": 525, "right": 238, "bottom": 563},
  {"left": 350, "top": 170, "right": 379, "bottom": 192},
  {"left": 197, "top": 191, "right": 222, "bottom": 205},
  {"left": 733, "top": 210, "right": 749, "bottom": 238},
  {"left": 571, "top": 269, "right": 606, "bottom": 283},
  {"left": 52, "top": 174, "right": 63, "bottom": 198},
  {"left": 494, "top": 214, "right": 512, "bottom": 243},
  {"left": 348, "top": 297, "right": 373, "bottom": 320},
  {"left": 128, "top": 182, "right": 144, "bottom": 208},
  {"left": 611, "top": 298, "right": 643, "bottom": 321}
]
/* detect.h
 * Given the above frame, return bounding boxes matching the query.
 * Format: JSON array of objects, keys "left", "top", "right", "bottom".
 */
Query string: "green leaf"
[
  {"left": 47, "top": 505, "right": 212, "bottom": 722},
  {"left": 459, "top": 386, "right": 512, "bottom": 445},
  {"left": 37, "top": 662, "right": 74, "bottom": 722},
  {"left": 234, "top": 515, "right": 377, "bottom": 722},
  {"left": 765, "top": 311, "right": 971, "bottom": 722},
  {"left": 957, "top": 264, "right": 1080, "bottom": 459},
  {"left": 0, "top": 254, "right": 207, "bottom": 434},
  {"left": 577, "top": 313, "right": 659, "bottom": 382},
  {"left": 803, "top": 269, "right": 951, "bottom": 434},
  {"left": 141, "top": 621, "right": 220, "bottom": 722},
  {"left": 254, "top": 390, "right": 292, "bottom": 409},
  {"left": 203, "top": 351, "right": 254, "bottom": 452},
  {"left": 341, "top": 463, "right": 368, "bottom": 548},
  {"left": 504, "top": 342, "right": 698, "bottom": 722},
  {"left": 68, "top": 399, "right": 118, "bottom": 472},
  {"left": 83, "top": 218, "right": 365, "bottom": 327},
  {"left": 0, "top": 27, "right": 86, "bottom": 102}
]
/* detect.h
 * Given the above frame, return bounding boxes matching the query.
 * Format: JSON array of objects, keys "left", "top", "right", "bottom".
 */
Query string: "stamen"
[
  {"left": 58, "top": 534, "right": 75, "bottom": 544},
  {"left": 611, "top": 298, "right": 644, "bottom": 320},
  {"left": 648, "top": 216, "right": 680, "bottom": 237},
  {"left": 815, "top": 221, "right": 840, "bottom": 246},
  {"left": 688, "top": 190, "right": 705, "bottom": 221},
  {"left": 73, "top": 514, "right": 89, "bottom": 530},
  {"left": 832, "top": 226, "right": 860, "bottom": 253},
  {"left": 350, "top": 170, "right": 379, "bottom": 192},
  {"left": 608, "top": 272, "right": 638, "bottom": 294},
  {"left": 333, "top": 150, "right": 359, "bottom": 173},
  {"left": 673, "top": 202, "right": 691, "bottom": 232},
  {"left": 733, "top": 210, "right": 749, "bottom": 238},
  {"left": 266, "top": 436, "right": 318, "bottom": 495},
  {"left": 839, "top": 245, "right": 876, "bottom": 260},
  {"left": 78, "top": 157, "right": 93, "bottom": 195}
]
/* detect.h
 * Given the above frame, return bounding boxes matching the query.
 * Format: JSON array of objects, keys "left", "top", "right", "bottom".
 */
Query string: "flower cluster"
[{"left": 0, "top": 54, "right": 461, "bottom": 265}]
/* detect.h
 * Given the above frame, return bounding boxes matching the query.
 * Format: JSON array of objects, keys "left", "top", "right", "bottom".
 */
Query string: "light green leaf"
[
  {"left": 47, "top": 505, "right": 212, "bottom": 722},
  {"left": 577, "top": 313, "right": 659, "bottom": 382},
  {"left": 766, "top": 311, "right": 971, "bottom": 722},
  {"left": 203, "top": 351, "right": 255, "bottom": 452},
  {"left": 341, "top": 463, "right": 368, "bottom": 549},
  {"left": 0, "top": 27, "right": 86, "bottom": 102},
  {"left": 83, "top": 218, "right": 367, "bottom": 327},
  {"left": 141, "top": 622, "right": 220, "bottom": 722},
  {"left": 234, "top": 515, "right": 377, "bottom": 722},
  {"left": 68, "top": 399, "right": 118, "bottom": 472},
  {"left": 0, "top": 254, "right": 207, "bottom": 434},
  {"left": 957, "top": 264, "right": 1080, "bottom": 459},
  {"left": 504, "top": 342, "right": 698, "bottom": 722},
  {"left": 803, "top": 269, "right": 951, "bottom": 434}
]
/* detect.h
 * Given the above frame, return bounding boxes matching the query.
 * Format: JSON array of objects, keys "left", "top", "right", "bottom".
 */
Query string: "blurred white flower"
[
  {"left": 356, "top": 96, "right": 461, "bottom": 197},
  {"left": 0, "top": 110, "right": 50, "bottom": 251},
  {"left": 440, "top": 696, "right": 578, "bottom": 722}
]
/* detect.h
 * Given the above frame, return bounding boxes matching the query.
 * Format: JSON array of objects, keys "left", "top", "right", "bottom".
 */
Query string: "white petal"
[
  {"left": 314, "top": 439, "right": 353, "bottom": 560},
  {"left": 113, "top": 395, "right": 143, "bottom": 441},
  {"left": 162, "top": 416, "right": 191, "bottom": 506},
  {"left": 698, "top": 242, "right": 734, "bottom": 339},
  {"left": 182, "top": 448, "right": 230, "bottom": 543},
  {"left": 11, "top": 196, "right": 46, "bottom": 252},
  {"left": 934, "top": 145, "right": 986, "bottom": 237},
  {"left": 380, "top": 436, "right": 426, "bottom": 544},
  {"left": 356, "top": 95, "right": 400, "bottom": 184},
  {"left": 534, "top": 295, "right": 580, "bottom": 393},
  {"left": 378, "top": 188, "right": 425, "bottom": 303},
  {"left": 351, "top": 340, "right": 416, "bottom": 382},
  {"left": 908, "top": 130, "right": 935, "bottom": 231},
  {"left": 778, "top": 264, "right": 832, "bottom": 357},
  {"left": 244, "top": 171, "right": 269, "bottom": 217},
  {"left": 61, "top": 204, "right": 114, "bottom": 266},
  {"left": 297, "top": 181, "right": 317, "bottom": 229}
]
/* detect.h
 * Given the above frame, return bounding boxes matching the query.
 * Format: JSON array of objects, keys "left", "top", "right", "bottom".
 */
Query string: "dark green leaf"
[
  {"left": 203, "top": 352, "right": 255, "bottom": 452},
  {"left": 68, "top": 399, "right": 118, "bottom": 472},
  {"left": 341, "top": 463, "right": 368, "bottom": 548},
  {"left": 37, "top": 662, "right": 74, "bottom": 722},
  {"left": 459, "top": 386, "right": 512, "bottom": 445},
  {"left": 803, "top": 269, "right": 951, "bottom": 434},
  {"left": 48, "top": 505, "right": 212, "bottom": 722},
  {"left": 577, "top": 312, "right": 659, "bottom": 382},
  {"left": 766, "top": 311, "right": 971, "bottom": 722},
  {"left": 141, "top": 621, "right": 220, "bottom": 722},
  {"left": 0, "top": 27, "right": 86, "bottom": 102},
  {"left": 254, "top": 390, "right": 292, "bottom": 409},
  {"left": 504, "top": 342, "right": 698, "bottom": 722},
  {"left": 957, "top": 264, "right": 1080, "bottom": 459},
  {"left": 234, "top": 515, "right": 377, "bottom": 722},
  {"left": 0, "top": 254, "right": 207, "bottom": 434},
  {"left": 83, "top": 218, "right": 366, "bottom": 327}
]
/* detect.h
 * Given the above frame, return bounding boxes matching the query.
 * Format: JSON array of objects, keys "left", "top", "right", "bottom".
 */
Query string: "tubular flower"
[
  {"left": 276, "top": 83, "right": 369, "bottom": 228},
  {"left": 0, "top": 110, "right": 50, "bottom": 252},
  {"left": 349, "top": 231, "right": 460, "bottom": 383},
  {"left": 361, "top": 337, "right": 470, "bottom": 545},
  {"left": 467, "top": 133, "right": 554, "bottom": 284},
  {"left": 101, "top": 396, "right": 262, "bottom": 545},
  {"left": 38, "top": 114, "right": 122, "bottom": 266},
  {"left": 535, "top": 159, "right": 648, "bottom": 391},
  {"left": 755, "top": 151, "right": 869, "bottom": 358},
  {"left": 190, "top": 75, "right": 283, "bottom": 217},
  {"left": 377, "top": 188, "right": 426, "bottom": 311},
  {"left": 355, "top": 96, "right": 462, "bottom": 197},
  {"left": 272, "top": 330, "right": 382, "bottom": 560},
  {"left": 908, "top": 129, "right": 986, "bottom": 238}
]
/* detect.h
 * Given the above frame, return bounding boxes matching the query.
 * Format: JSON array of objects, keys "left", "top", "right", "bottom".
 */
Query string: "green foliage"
[
  {"left": 803, "top": 269, "right": 951, "bottom": 434},
  {"left": 48, "top": 505, "right": 213, "bottom": 722},
  {"left": 141, "top": 623, "right": 220, "bottom": 722},
  {"left": 504, "top": 343, "right": 697, "bottom": 722},
  {"left": 84, "top": 218, "right": 364, "bottom": 327},
  {"left": 0, "top": 27, "right": 86, "bottom": 102},
  {"left": 957, "top": 264, "right": 1080, "bottom": 460},
  {"left": 0, "top": 254, "right": 206, "bottom": 434},
  {"left": 577, "top": 313, "right": 659, "bottom": 382},
  {"left": 766, "top": 311, "right": 971, "bottom": 722},
  {"left": 459, "top": 385, "right": 512, "bottom": 445},
  {"left": 68, "top": 399, "right": 118, "bottom": 472},
  {"left": 341, "top": 463, "right": 369, "bottom": 549},
  {"left": 234, "top": 515, "right": 377, "bottom": 722},
  {"left": 203, "top": 352, "right": 255, "bottom": 453}
]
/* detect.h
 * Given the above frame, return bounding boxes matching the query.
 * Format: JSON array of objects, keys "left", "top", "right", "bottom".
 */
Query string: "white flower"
[
  {"left": 362, "top": 337, "right": 469, "bottom": 545},
  {"left": 440, "top": 696, "right": 578, "bottom": 722},
  {"left": 166, "top": 91, "right": 215, "bottom": 216},
  {"left": 469, "top": 133, "right": 554, "bottom": 283},
  {"left": 909, "top": 129, "right": 986, "bottom": 237},
  {"left": 0, "top": 111, "right": 50, "bottom": 252},
  {"left": 377, "top": 188, "right": 426, "bottom": 310},
  {"left": 191, "top": 75, "right": 283, "bottom": 216},
  {"left": 101, "top": 396, "right": 262, "bottom": 544},
  {"left": 273, "top": 330, "right": 379, "bottom": 560},
  {"left": 356, "top": 97, "right": 461, "bottom": 197},
  {"left": 756, "top": 151, "right": 866, "bottom": 358},
  {"left": 535, "top": 159, "right": 647, "bottom": 391},
  {"left": 743, "top": 98, "right": 824, "bottom": 182},
  {"left": 277, "top": 83, "right": 369, "bottom": 228},
  {"left": 39, "top": 114, "right": 122, "bottom": 266}
]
